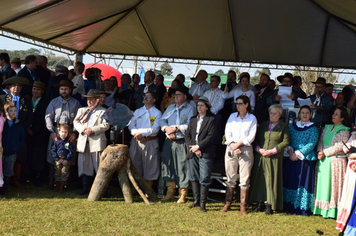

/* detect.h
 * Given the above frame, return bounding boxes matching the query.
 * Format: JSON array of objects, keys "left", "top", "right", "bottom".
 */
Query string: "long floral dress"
[
  {"left": 312, "top": 124, "right": 350, "bottom": 219},
  {"left": 283, "top": 121, "right": 319, "bottom": 216}
]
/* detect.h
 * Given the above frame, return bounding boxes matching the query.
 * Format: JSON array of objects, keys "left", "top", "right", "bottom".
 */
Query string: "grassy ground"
[{"left": 0, "top": 183, "right": 338, "bottom": 236}]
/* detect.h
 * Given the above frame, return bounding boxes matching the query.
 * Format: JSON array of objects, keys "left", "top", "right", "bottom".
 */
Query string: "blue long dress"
[{"left": 283, "top": 122, "right": 319, "bottom": 216}]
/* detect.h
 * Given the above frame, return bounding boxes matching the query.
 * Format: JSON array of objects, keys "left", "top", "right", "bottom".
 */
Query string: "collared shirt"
[
  {"left": 225, "top": 112, "right": 257, "bottom": 146},
  {"left": 0, "top": 64, "right": 10, "bottom": 73},
  {"left": 129, "top": 105, "right": 162, "bottom": 137},
  {"left": 45, "top": 96, "right": 82, "bottom": 133},
  {"left": 189, "top": 81, "right": 210, "bottom": 97},
  {"left": 203, "top": 88, "right": 225, "bottom": 115},
  {"left": 195, "top": 114, "right": 205, "bottom": 143},
  {"left": 222, "top": 87, "right": 256, "bottom": 111},
  {"left": 159, "top": 101, "right": 196, "bottom": 138}
]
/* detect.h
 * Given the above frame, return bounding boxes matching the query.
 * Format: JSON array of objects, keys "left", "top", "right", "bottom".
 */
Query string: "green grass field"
[{"left": 0, "top": 183, "right": 338, "bottom": 235}]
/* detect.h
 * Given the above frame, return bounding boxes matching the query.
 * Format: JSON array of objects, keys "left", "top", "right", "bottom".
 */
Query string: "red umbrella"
[{"left": 84, "top": 63, "right": 122, "bottom": 87}]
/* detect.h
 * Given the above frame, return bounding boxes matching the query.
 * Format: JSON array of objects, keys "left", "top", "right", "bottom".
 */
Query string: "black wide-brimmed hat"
[
  {"left": 53, "top": 80, "right": 76, "bottom": 89},
  {"left": 312, "top": 77, "right": 326, "bottom": 84},
  {"left": 176, "top": 86, "right": 193, "bottom": 100},
  {"left": 277, "top": 72, "right": 294, "bottom": 84}
]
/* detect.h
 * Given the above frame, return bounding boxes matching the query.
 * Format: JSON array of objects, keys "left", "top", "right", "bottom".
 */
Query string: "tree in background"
[
  {"left": 215, "top": 69, "right": 224, "bottom": 74},
  {"left": 350, "top": 78, "right": 355, "bottom": 84},
  {"left": 293, "top": 66, "right": 338, "bottom": 96},
  {"left": 0, "top": 48, "right": 72, "bottom": 69},
  {"left": 161, "top": 61, "right": 173, "bottom": 76},
  {"left": 251, "top": 68, "right": 271, "bottom": 85}
]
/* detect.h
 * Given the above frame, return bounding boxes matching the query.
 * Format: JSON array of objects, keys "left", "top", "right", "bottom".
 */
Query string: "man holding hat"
[
  {"left": 45, "top": 80, "right": 81, "bottom": 189},
  {"left": 1, "top": 76, "right": 33, "bottom": 187},
  {"left": 308, "top": 77, "right": 334, "bottom": 127},
  {"left": 128, "top": 92, "right": 162, "bottom": 186},
  {"left": 159, "top": 86, "right": 196, "bottom": 203},
  {"left": 74, "top": 89, "right": 110, "bottom": 195},
  {"left": 28, "top": 81, "right": 50, "bottom": 186}
]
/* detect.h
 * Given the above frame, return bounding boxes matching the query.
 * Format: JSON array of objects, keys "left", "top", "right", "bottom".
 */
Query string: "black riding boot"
[{"left": 188, "top": 181, "right": 200, "bottom": 208}]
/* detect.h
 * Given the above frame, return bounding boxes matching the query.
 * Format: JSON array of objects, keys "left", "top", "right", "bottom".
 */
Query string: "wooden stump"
[{"left": 88, "top": 144, "right": 158, "bottom": 204}]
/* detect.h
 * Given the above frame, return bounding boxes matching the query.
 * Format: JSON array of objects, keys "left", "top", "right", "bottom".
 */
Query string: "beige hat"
[
  {"left": 10, "top": 57, "right": 23, "bottom": 63},
  {"left": 83, "top": 89, "right": 100, "bottom": 98}
]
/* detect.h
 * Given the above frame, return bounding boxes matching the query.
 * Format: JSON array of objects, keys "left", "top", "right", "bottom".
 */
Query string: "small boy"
[
  {"left": 51, "top": 124, "right": 74, "bottom": 193},
  {"left": 1, "top": 102, "right": 25, "bottom": 194}
]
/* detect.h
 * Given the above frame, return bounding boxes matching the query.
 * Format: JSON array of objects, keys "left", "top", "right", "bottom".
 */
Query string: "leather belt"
[
  {"left": 145, "top": 136, "right": 158, "bottom": 141},
  {"left": 53, "top": 122, "right": 73, "bottom": 129},
  {"left": 59, "top": 156, "right": 66, "bottom": 159},
  {"left": 170, "top": 138, "right": 185, "bottom": 142}
]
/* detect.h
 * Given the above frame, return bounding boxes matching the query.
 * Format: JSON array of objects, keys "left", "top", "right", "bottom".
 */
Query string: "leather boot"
[
  {"left": 177, "top": 188, "right": 188, "bottom": 204},
  {"left": 48, "top": 165, "right": 55, "bottom": 190},
  {"left": 265, "top": 203, "right": 273, "bottom": 215},
  {"left": 13, "top": 162, "right": 22, "bottom": 188},
  {"left": 221, "top": 187, "right": 234, "bottom": 212},
  {"left": 188, "top": 181, "right": 200, "bottom": 208},
  {"left": 59, "top": 181, "right": 65, "bottom": 193},
  {"left": 200, "top": 185, "right": 209, "bottom": 212},
  {"left": 78, "top": 175, "right": 89, "bottom": 195},
  {"left": 161, "top": 181, "right": 176, "bottom": 201},
  {"left": 252, "top": 201, "right": 266, "bottom": 213},
  {"left": 240, "top": 188, "right": 249, "bottom": 215}
]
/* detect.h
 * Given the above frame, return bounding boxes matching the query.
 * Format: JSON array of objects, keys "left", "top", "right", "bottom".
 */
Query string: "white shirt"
[
  {"left": 72, "top": 74, "right": 84, "bottom": 95},
  {"left": 129, "top": 105, "right": 162, "bottom": 137},
  {"left": 222, "top": 87, "right": 256, "bottom": 111},
  {"left": 189, "top": 81, "right": 210, "bottom": 96},
  {"left": 203, "top": 88, "right": 225, "bottom": 115},
  {"left": 225, "top": 112, "right": 257, "bottom": 146}
]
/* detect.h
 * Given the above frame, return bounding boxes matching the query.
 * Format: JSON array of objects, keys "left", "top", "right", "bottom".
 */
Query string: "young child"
[
  {"left": 1, "top": 102, "right": 25, "bottom": 195},
  {"left": 51, "top": 124, "right": 74, "bottom": 193}
]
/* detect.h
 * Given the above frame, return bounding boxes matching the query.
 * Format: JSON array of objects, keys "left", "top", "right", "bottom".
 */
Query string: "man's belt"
[
  {"left": 170, "top": 138, "right": 185, "bottom": 142},
  {"left": 59, "top": 156, "right": 66, "bottom": 159},
  {"left": 145, "top": 136, "right": 158, "bottom": 141}
]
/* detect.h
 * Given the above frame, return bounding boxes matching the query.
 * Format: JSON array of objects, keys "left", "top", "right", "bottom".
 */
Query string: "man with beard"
[{"left": 45, "top": 80, "right": 81, "bottom": 189}]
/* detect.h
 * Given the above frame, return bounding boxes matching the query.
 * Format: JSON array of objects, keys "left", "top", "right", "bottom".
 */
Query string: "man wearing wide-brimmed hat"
[
  {"left": 10, "top": 57, "right": 23, "bottom": 74},
  {"left": 268, "top": 72, "right": 296, "bottom": 107},
  {"left": 74, "top": 89, "right": 110, "bottom": 195},
  {"left": 159, "top": 86, "right": 196, "bottom": 203},
  {"left": 0, "top": 75, "right": 33, "bottom": 187},
  {"left": 45, "top": 79, "right": 81, "bottom": 189},
  {"left": 308, "top": 77, "right": 334, "bottom": 127},
  {"left": 27, "top": 81, "right": 50, "bottom": 186},
  {"left": 46, "top": 65, "right": 71, "bottom": 100}
]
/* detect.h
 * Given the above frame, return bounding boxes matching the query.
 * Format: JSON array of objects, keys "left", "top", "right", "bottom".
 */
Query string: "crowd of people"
[{"left": 0, "top": 52, "right": 356, "bottom": 234}]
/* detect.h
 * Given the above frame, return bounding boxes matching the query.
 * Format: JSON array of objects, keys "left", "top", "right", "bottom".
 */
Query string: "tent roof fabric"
[{"left": 1, "top": 0, "right": 356, "bottom": 69}]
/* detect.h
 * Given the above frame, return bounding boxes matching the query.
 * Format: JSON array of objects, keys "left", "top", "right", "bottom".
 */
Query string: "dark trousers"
[{"left": 188, "top": 155, "right": 213, "bottom": 186}]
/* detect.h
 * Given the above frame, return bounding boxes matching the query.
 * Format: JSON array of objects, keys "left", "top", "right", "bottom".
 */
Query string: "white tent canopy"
[{"left": 1, "top": 0, "right": 356, "bottom": 69}]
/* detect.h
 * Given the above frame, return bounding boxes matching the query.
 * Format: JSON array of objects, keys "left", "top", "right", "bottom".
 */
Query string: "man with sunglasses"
[{"left": 128, "top": 92, "right": 162, "bottom": 187}]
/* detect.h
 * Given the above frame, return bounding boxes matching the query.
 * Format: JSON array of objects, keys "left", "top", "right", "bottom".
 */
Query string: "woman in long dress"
[
  {"left": 250, "top": 104, "right": 289, "bottom": 215},
  {"left": 283, "top": 105, "right": 319, "bottom": 216},
  {"left": 313, "top": 107, "right": 350, "bottom": 219}
]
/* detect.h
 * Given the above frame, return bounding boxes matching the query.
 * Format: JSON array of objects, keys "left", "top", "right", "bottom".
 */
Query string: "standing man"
[
  {"left": 0, "top": 53, "right": 16, "bottom": 83},
  {"left": 10, "top": 58, "right": 22, "bottom": 74},
  {"left": 27, "top": 81, "right": 50, "bottom": 186},
  {"left": 0, "top": 76, "right": 33, "bottom": 187},
  {"left": 254, "top": 74, "right": 273, "bottom": 124},
  {"left": 45, "top": 80, "right": 81, "bottom": 189},
  {"left": 203, "top": 75, "right": 224, "bottom": 115},
  {"left": 132, "top": 73, "right": 141, "bottom": 91},
  {"left": 128, "top": 92, "right": 162, "bottom": 186},
  {"left": 18, "top": 55, "right": 38, "bottom": 98},
  {"left": 46, "top": 65, "right": 70, "bottom": 100},
  {"left": 74, "top": 89, "right": 110, "bottom": 195},
  {"left": 71, "top": 62, "right": 85, "bottom": 100},
  {"left": 35, "top": 55, "right": 51, "bottom": 87},
  {"left": 159, "top": 86, "right": 196, "bottom": 203},
  {"left": 189, "top": 70, "right": 210, "bottom": 101},
  {"left": 134, "top": 71, "right": 157, "bottom": 109},
  {"left": 154, "top": 74, "right": 166, "bottom": 110},
  {"left": 308, "top": 77, "right": 334, "bottom": 127}
]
